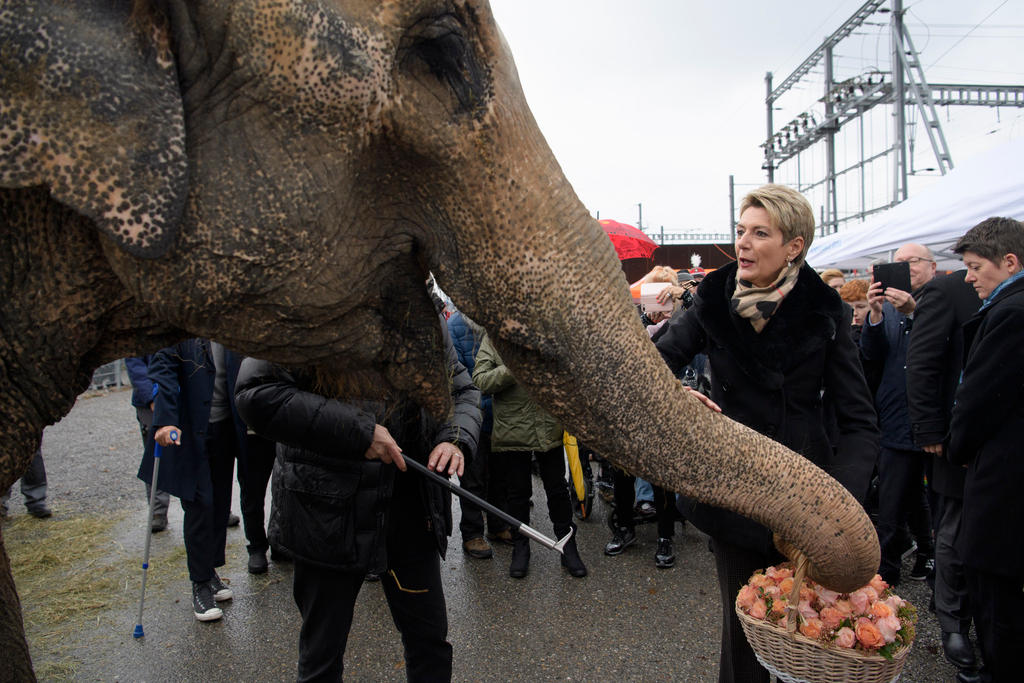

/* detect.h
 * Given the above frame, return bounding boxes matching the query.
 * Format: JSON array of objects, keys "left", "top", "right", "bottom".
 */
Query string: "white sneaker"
[
  {"left": 192, "top": 582, "right": 223, "bottom": 622},
  {"left": 210, "top": 572, "right": 233, "bottom": 601}
]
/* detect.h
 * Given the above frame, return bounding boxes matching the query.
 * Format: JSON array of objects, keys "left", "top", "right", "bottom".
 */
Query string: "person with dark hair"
[
  {"left": 656, "top": 184, "right": 878, "bottom": 683},
  {"left": 948, "top": 217, "right": 1024, "bottom": 683},
  {"left": 234, "top": 316, "right": 480, "bottom": 681}
]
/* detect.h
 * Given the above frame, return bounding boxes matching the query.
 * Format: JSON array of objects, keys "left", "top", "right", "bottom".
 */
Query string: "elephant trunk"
[{"left": 444, "top": 210, "right": 878, "bottom": 593}]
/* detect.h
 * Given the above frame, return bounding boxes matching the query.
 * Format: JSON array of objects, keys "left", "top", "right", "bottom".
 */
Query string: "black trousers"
[
  {"left": 934, "top": 495, "right": 972, "bottom": 634},
  {"left": 711, "top": 538, "right": 783, "bottom": 683},
  {"left": 237, "top": 433, "right": 276, "bottom": 552},
  {"left": 293, "top": 554, "right": 451, "bottom": 682},
  {"left": 611, "top": 466, "right": 676, "bottom": 538},
  {"left": 180, "top": 419, "right": 236, "bottom": 583},
  {"left": 877, "top": 446, "right": 933, "bottom": 584},
  {"left": 506, "top": 445, "right": 572, "bottom": 537},
  {"left": 458, "top": 431, "right": 509, "bottom": 540},
  {"left": 965, "top": 567, "right": 1024, "bottom": 683}
]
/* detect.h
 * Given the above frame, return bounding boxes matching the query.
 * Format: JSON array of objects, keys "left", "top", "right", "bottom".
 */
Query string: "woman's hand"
[
  {"left": 364, "top": 424, "right": 406, "bottom": 471},
  {"left": 428, "top": 442, "right": 465, "bottom": 477},
  {"left": 684, "top": 386, "right": 721, "bottom": 413},
  {"left": 656, "top": 285, "right": 685, "bottom": 305}
]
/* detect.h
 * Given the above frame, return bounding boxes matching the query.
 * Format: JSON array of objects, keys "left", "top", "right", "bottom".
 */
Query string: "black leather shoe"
[
  {"left": 955, "top": 669, "right": 982, "bottom": 683},
  {"left": 509, "top": 540, "right": 530, "bottom": 579},
  {"left": 28, "top": 505, "right": 52, "bottom": 519},
  {"left": 942, "top": 631, "right": 977, "bottom": 669},
  {"left": 247, "top": 549, "right": 268, "bottom": 574}
]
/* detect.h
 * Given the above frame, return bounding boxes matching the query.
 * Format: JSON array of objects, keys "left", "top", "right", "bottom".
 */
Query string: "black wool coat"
[
  {"left": 656, "top": 261, "right": 879, "bottom": 553},
  {"left": 949, "top": 276, "right": 1024, "bottom": 577},
  {"left": 137, "top": 339, "right": 249, "bottom": 502},
  {"left": 906, "top": 270, "right": 980, "bottom": 498}
]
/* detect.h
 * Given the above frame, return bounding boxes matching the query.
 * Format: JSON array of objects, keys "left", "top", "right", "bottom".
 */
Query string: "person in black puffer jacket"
[{"left": 234, "top": 319, "right": 481, "bottom": 683}]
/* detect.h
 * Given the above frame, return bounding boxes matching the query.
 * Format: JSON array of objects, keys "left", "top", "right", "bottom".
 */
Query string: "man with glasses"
[{"left": 862, "top": 244, "right": 938, "bottom": 590}]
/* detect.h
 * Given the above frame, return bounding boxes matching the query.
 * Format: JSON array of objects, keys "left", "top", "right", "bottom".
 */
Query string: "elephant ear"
[{"left": 0, "top": 0, "right": 186, "bottom": 258}]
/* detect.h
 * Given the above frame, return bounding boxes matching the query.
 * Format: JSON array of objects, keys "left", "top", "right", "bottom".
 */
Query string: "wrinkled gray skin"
[{"left": 0, "top": 1, "right": 879, "bottom": 677}]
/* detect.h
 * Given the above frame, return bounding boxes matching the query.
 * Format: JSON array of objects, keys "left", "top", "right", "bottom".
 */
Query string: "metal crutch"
[{"left": 133, "top": 429, "right": 176, "bottom": 639}]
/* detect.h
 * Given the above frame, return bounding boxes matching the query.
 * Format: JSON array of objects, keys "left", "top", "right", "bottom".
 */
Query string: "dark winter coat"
[
  {"left": 949, "top": 276, "right": 1024, "bottom": 577},
  {"left": 234, "top": 332, "right": 481, "bottom": 574},
  {"left": 473, "top": 334, "right": 563, "bottom": 453},
  {"left": 125, "top": 356, "right": 153, "bottom": 408},
  {"left": 656, "top": 261, "right": 879, "bottom": 554},
  {"left": 906, "top": 270, "right": 979, "bottom": 498},
  {"left": 137, "top": 340, "right": 249, "bottom": 501},
  {"left": 860, "top": 300, "right": 918, "bottom": 451}
]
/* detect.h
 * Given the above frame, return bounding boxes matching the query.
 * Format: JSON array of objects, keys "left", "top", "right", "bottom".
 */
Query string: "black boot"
[
  {"left": 557, "top": 524, "right": 588, "bottom": 578},
  {"left": 509, "top": 537, "right": 530, "bottom": 579}
]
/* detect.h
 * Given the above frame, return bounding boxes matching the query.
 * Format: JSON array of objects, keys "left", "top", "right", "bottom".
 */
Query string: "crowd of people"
[{"left": 6, "top": 183, "right": 1021, "bottom": 683}]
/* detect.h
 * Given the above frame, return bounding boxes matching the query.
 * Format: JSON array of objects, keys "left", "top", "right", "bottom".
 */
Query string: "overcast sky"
[{"left": 488, "top": 0, "right": 1024, "bottom": 235}]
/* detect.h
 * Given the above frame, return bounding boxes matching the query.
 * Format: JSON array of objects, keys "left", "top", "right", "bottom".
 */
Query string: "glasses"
[{"left": 896, "top": 257, "right": 934, "bottom": 265}]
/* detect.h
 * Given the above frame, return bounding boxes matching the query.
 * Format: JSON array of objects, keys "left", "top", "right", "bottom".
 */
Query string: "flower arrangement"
[{"left": 736, "top": 563, "right": 917, "bottom": 660}]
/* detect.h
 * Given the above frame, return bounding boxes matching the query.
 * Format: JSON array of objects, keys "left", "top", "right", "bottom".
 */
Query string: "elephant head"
[{"left": 1, "top": 0, "right": 878, "bottom": 677}]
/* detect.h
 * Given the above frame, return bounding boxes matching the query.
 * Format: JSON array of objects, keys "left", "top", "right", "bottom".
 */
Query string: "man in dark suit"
[{"left": 906, "top": 267, "right": 981, "bottom": 681}]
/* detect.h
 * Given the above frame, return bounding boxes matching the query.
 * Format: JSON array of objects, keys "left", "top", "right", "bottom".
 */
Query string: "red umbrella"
[{"left": 599, "top": 219, "right": 659, "bottom": 260}]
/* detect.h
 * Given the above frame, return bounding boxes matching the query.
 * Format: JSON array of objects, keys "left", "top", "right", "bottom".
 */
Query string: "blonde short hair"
[
  {"left": 643, "top": 265, "right": 678, "bottom": 284},
  {"left": 740, "top": 184, "right": 815, "bottom": 259},
  {"left": 819, "top": 268, "right": 844, "bottom": 283}
]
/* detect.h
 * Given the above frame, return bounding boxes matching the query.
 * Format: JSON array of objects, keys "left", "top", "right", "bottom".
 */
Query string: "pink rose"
[
  {"left": 737, "top": 585, "right": 758, "bottom": 610},
  {"left": 798, "top": 600, "right": 819, "bottom": 621},
  {"left": 855, "top": 617, "right": 886, "bottom": 649},
  {"left": 819, "top": 606, "right": 844, "bottom": 630},
  {"left": 868, "top": 574, "right": 889, "bottom": 594},
  {"left": 750, "top": 574, "right": 773, "bottom": 589},
  {"left": 749, "top": 599, "right": 768, "bottom": 620},
  {"left": 863, "top": 586, "right": 879, "bottom": 603},
  {"left": 779, "top": 577, "right": 795, "bottom": 596},
  {"left": 876, "top": 615, "right": 902, "bottom": 643},
  {"left": 799, "top": 586, "right": 816, "bottom": 604},
  {"left": 849, "top": 589, "right": 871, "bottom": 615},
  {"left": 835, "top": 626, "right": 856, "bottom": 648},
  {"left": 815, "top": 586, "right": 840, "bottom": 606},
  {"left": 799, "top": 617, "right": 824, "bottom": 639},
  {"left": 884, "top": 595, "right": 905, "bottom": 613}
]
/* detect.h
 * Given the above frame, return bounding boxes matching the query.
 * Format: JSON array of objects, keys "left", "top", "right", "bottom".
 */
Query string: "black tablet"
[{"left": 873, "top": 261, "right": 912, "bottom": 293}]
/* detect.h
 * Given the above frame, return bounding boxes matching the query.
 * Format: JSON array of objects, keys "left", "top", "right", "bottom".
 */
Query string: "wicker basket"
[{"left": 735, "top": 555, "right": 912, "bottom": 683}]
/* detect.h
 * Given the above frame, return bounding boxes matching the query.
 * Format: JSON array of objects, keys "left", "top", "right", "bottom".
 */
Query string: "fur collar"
[{"left": 692, "top": 261, "right": 843, "bottom": 383}]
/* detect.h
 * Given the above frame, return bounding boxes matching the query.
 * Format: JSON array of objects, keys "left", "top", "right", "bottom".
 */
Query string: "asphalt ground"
[{"left": 3, "top": 388, "right": 963, "bottom": 681}]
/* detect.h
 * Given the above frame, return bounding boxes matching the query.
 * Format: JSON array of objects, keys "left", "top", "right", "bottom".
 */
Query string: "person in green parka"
[{"left": 472, "top": 333, "right": 587, "bottom": 579}]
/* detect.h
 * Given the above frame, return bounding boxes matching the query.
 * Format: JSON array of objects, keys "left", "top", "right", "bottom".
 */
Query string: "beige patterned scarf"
[{"left": 731, "top": 260, "right": 802, "bottom": 333}]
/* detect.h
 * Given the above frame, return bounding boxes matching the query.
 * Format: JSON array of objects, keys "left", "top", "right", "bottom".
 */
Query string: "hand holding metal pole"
[{"left": 402, "top": 456, "right": 572, "bottom": 554}]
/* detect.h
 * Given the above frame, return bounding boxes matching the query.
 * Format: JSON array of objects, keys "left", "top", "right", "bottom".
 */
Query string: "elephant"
[{"left": 0, "top": 0, "right": 879, "bottom": 678}]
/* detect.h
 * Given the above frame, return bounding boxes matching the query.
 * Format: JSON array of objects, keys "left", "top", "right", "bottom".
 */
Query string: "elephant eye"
[{"left": 400, "top": 13, "right": 489, "bottom": 117}]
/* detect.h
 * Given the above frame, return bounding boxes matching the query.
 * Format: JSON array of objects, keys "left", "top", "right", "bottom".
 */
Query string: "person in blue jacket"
[{"left": 126, "top": 356, "right": 171, "bottom": 531}]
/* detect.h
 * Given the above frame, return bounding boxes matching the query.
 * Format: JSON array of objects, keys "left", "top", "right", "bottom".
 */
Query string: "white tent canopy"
[{"left": 807, "top": 137, "right": 1024, "bottom": 272}]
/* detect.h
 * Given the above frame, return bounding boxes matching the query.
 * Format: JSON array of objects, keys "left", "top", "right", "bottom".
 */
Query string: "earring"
[{"left": 787, "top": 259, "right": 793, "bottom": 268}]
